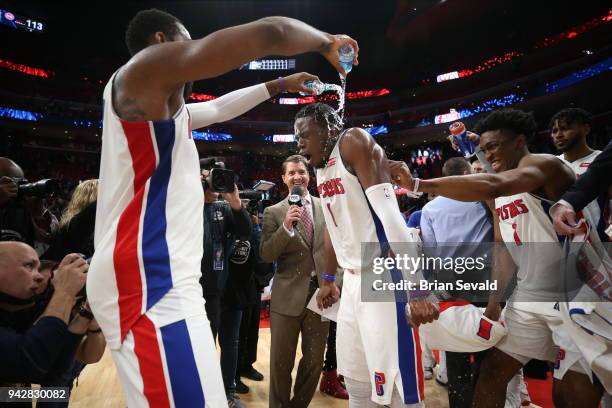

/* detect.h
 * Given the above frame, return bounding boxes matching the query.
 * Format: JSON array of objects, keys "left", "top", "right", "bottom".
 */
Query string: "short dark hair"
[
  {"left": 549, "top": 108, "right": 592, "bottom": 129},
  {"left": 442, "top": 157, "right": 471, "bottom": 176},
  {"left": 282, "top": 155, "right": 309, "bottom": 174},
  {"left": 474, "top": 109, "right": 537, "bottom": 141},
  {"left": 125, "top": 9, "right": 183, "bottom": 56},
  {"left": 295, "top": 103, "right": 342, "bottom": 132}
]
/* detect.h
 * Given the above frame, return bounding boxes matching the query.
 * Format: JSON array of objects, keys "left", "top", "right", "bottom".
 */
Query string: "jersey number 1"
[{"left": 326, "top": 203, "right": 339, "bottom": 227}]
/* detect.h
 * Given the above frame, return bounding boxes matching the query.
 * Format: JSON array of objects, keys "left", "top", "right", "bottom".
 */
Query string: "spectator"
[
  {"left": 43, "top": 179, "right": 98, "bottom": 261},
  {"left": 419, "top": 157, "right": 493, "bottom": 407},
  {"left": 0, "top": 242, "right": 88, "bottom": 384}
]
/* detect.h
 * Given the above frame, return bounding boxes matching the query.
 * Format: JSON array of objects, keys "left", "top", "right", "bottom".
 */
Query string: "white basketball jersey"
[
  {"left": 558, "top": 150, "right": 605, "bottom": 237},
  {"left": 557, "top": 150, "right": 601, "bottom": 176},
  {"left": 494, "top": 192, "right": 564, "bottom": 308},
  {"left": 316, "top": 135, "right": 382, "bottom": 271},
  {"left": 88, "top": 72, "right": 204, "bottom": 348}
]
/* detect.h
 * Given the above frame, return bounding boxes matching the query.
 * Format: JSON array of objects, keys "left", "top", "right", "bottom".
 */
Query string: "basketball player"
[
  {"left": 389, "top": 108, "right": 605, "bottom": 407},
  {"left": 87, "top": 9, "right": 359, "bottom": 407},
  {"left": 551, "top": 107, "right": 600, "bottom": 176},
  {"left": 295, "top": 103, "right": 439, "bottom": 407}
]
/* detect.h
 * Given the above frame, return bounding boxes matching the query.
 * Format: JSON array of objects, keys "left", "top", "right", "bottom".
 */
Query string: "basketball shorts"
[{"left": 336, "top": 270, "right": 425, "bottom": 406}]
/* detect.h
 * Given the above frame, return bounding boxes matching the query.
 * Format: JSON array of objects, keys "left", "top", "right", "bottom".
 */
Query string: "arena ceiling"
[{"left": 2, "top": 0, "right": 609, "bottom": 94}]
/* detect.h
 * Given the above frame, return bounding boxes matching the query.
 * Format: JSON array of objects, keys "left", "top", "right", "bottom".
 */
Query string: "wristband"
[
  {"left": 87, "top": 328, "right": 102, "bottom": 334},
  {"left": 277, "top": 77, "right": 286, "bottom": 93},
  {"left": 321, "top": 272, "right": 336, "bottom": 282}
]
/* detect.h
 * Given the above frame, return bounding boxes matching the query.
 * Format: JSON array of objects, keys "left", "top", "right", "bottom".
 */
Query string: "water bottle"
[
  {"left": 338, "top": 44, "right": 354, "bottom": 74},
  {"left": 299, "top": 79, "right": 326, "bottom": 96},
  {"left": 449, "top": 122, "right": 476, "bottom": 157}
]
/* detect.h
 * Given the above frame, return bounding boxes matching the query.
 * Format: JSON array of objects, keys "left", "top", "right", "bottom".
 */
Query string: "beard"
[
  {"left": 183, "top": 81, "right": 194, "bottom": 100},
  {"left": 558, "top": 137, "right": 580, "bottom": 153}
]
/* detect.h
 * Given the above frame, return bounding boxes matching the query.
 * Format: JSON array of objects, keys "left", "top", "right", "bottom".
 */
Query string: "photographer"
[
  {"left": 0, "top": 242, "right": 89, "bottom": 384},
  {"left": 200, "top": 158, "right": 251, "bottom": 406},
  {"left": 231, "top": 203, "right": 274, "bottom": 393},
  {"left": 0, "top": 158, "right": 58, "bottom": 247}
]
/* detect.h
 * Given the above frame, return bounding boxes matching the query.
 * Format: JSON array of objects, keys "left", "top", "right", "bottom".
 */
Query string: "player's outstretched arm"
[
  {"left": 124, "top": 17, "right": 357, "bottom": 94},
  {"left": 390, "top": 154, "right": 569, "bottom": 202},
  {"left": 187, "top": 72, "right": 319, "bottom": 129}
]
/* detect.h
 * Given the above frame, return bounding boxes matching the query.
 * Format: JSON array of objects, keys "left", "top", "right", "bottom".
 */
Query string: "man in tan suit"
[{"left": 260, "top": 154, "right": 331, "bottom": 408}]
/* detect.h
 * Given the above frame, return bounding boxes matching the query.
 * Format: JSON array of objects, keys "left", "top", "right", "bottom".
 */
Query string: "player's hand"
[
  {"left": 320, "top": 34, "right": 359, "bottom": 77},
  {"left": 406, "top": 298, "right": 439, "bottom": 328},
  {"left": 551, "top": 202, "right": 586, "bottom": 236},
  {"left": 221, "top": 184, "right": 241, "bottom": 210},
  {"left": 283, "top": 205, "right": 302, "bottom": 230},
  {"left": 283, "top": 72, "right": 320, "bottom": 95},
  {"left": 484, "top": 301, "right": 502, "bottom": 321},
  {"left": 316, "top": 281, "right": 340, "bottom": 309},
  {"left": 388, "top": 160, "right": 414, "bottom": 190},
  {"left": 0, "top": 176, "right": 18, "bottom": 205}
]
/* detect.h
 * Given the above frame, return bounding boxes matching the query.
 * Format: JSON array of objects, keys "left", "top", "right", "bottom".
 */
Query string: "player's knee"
[{"left": 344, "top": 377, "right": 371, "bottom": 399}]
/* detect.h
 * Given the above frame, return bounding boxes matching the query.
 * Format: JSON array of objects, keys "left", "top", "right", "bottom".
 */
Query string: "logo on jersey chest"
[
  {"left": 327, "top": 157, "right": 337, "bottom": 167},
  {"left": 317, "top": 178, "right": 345, "bottom": 198},
  {"left": 496, "top": 199, "right": 529, "bottom": 221}
]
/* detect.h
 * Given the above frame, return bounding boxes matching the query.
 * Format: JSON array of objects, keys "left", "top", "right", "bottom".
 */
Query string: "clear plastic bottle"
[
  {"left": 338, "top": 45, "right": 355, "bottom": 74},
  {"left": 300, "top": 79, "right": 326, "bottom": 96}
]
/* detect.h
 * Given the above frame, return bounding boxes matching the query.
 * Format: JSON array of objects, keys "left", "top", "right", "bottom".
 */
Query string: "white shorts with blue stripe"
[{"left": 336, "top": 270, "right": 425, "bottom": 406}]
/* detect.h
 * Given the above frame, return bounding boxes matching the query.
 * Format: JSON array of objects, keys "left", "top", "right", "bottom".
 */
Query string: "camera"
[
  {"left": 16, "top": 178, "right": 59, "bottom": 198},
  {"left": 200, "top": 158, "right": 235, "bottom": 193},
  {"left": 241, "top": 180, "right": 275, "bottom": 216}
]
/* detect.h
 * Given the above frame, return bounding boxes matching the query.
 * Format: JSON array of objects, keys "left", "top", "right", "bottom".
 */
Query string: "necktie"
[{"left": 300, "top": 199, "right": 314, "bottom": 243}]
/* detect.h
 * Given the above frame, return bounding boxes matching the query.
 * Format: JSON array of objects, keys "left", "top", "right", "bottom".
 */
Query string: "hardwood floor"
[{"left": 69, "top": 328, "right": 449, "bottom": 407}]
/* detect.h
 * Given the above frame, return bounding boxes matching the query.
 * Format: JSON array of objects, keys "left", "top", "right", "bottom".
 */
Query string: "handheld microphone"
[{"left": 288, "top": 185, "right": 303, "bottom": 228}]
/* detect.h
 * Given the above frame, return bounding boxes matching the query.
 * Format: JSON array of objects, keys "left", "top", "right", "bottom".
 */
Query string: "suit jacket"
[
  {"left": 260, "top": 196, "right": 327, "bottom": 317},
  {"left": 561, "top": 140, "right": 612, "bottom": 211}
]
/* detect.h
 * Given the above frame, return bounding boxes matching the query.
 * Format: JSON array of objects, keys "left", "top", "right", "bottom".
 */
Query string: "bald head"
[
  {"left": 0, "top": 241, "right": 42, "bottom": 299},
  {"left": 0, "top": 158, "right": 23, "bottom": 179}
]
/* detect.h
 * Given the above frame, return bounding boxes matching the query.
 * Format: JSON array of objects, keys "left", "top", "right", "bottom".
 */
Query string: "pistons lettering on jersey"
[
  {"left": 317, "top": 178, "right": 345, "bottom": 198},
  {"left": 374, "top": 372, "right": 386, "bottom": 396},
  {"left": 496, "top": 199, "right": 529, "bottom": 220}
]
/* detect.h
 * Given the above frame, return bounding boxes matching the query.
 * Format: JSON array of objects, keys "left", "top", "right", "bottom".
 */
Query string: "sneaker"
[
  {"left": 319, "top": 369, "right": 349, "bottom": 399},
  {"left": 240, "top": 365, "right": 264, "bottom": 381},
  {"left": 424, "top": 366, "right": 434, "bottom": 380},
  {"left": 435, "top": 371, "right": 448, "bottom": 387},
  {"left": 235, "top": 378, "right": 250, "bottom": 394},
  {"left": 227, "top": 393, "right": 246, "bottom": 408}
]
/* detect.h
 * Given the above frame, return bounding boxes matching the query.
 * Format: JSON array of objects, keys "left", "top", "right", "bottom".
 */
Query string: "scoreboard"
[{"left": 0, "top": 9, "right": 44, "bottom": 33}]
